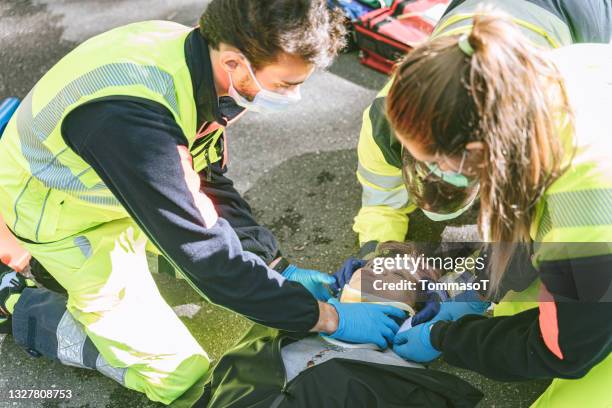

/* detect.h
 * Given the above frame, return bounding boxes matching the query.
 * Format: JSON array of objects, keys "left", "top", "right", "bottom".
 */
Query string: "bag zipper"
[
  {"left": 270, "top": 335, "right": 290, "bottom": 408},
  {"left": 272, "top": 334, "right": 322, "bottom": 407}
]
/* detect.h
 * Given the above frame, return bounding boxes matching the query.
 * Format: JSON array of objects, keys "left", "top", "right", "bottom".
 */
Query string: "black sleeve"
[
  {"left": 61, "top": 98, "right": 319, "bottom": 332},
  {"left": 431, "top": 255, "right": 612, "bottom": 381},
  {"left": 200, "top": 159, "right": 281, "bottom": 265},
  {"left": 475, "top": 243, "right": 538, "bottom": 302},
  {"left": 550, "top": 0, "right": 612, "bottom": 43}
]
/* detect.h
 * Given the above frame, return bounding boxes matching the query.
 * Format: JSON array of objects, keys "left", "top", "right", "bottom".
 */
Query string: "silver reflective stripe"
[
  {"left": 548, "top": 189, "right": 612, "bottom": 227},
  {"left": 56, "top": 311, "right": 88, "bottom": 369},
  {"left": 536, "top": 202, "right": 553, "bottom": 242},
  {"left": 17, "top": 92, "right": 105, "bottom": 195},
  {"left": 74, "top": 236, "right": 93, "bottom": 258},
  {"left": 362, "top": 183, "right": 409, "bottom": 209},
  {"left": 33, "top": 63, "right": 177, "bottom": 144},
  {"left": 15, "top": 63, "right": 179, "bottom": 212},
  {"left": 536, "top": 188, "right": 612, "bottom": 240},
  {"left": 56, "top": 312, "right": 126, "bottom": 385},
  {"left": 96, "top": 354, "right": 127, "bottom": 385},
  {"left": 357, "top": 163, "right": 403, "bottom": 189},
  {"left": 14, "top": 92, "right": 121, "bottom": 229}
]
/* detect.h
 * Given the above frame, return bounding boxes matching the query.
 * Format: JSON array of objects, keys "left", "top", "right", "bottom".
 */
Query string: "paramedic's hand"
[
  {"left": 330, "top": 257, "right": 366, "bottom": 293},
  {"left": 327, "top": 298, "right": 406, "bottom": 349},
  {"left": 435, "top": 290, "right": 490, "bottom": 322},
  {"left": 411, "top": 287, "right": 449, "bottom": 326},
  {"left": 282, "top": 265, "right": 335, "bottom": 301},
  {"left": 393, "top": 320, "right": 441, "bottom": 363}
]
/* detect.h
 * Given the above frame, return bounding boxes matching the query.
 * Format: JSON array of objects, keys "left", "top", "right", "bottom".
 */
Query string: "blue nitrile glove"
[
  {"left": 330, "top": 257, "right": 366, "bottom": 293},
  {"left": 393, "top": 320, "right": 441, "bottom": 363},
  {"left": 282, "top": 265, "right": 335, "bottom": 301},
  {"left": 411, "top": 287, "right": 450, "bottom": 326},
  {"left": 327, "top": 298, "right": 406, "bottom": 349},
  {"left": 435, "top": 290, "right": 490, "bottom": 322}
]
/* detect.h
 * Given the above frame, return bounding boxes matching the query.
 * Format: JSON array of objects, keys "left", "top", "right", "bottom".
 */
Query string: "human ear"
[
  {"left": 466, "top": 141, "right": 485, "bottom": 152},
  {"left": 465, "top": 142, "right": 486, "bottom": 171},
  {"left": 219, "top": 51, "right": 242, "bottom": 72}
]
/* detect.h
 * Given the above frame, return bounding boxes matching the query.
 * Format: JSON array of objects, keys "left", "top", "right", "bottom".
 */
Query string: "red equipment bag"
[{"left": 354, "top": 0, "right": 450, "bottom": 74}]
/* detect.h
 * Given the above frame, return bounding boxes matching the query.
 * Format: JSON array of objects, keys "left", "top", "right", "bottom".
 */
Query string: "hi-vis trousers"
[
  {"left": 495, "top": 281, "right": 611, "bottom": 408},
  {"left": 13, "top": 218, "right": 209, "bottom": 405}
]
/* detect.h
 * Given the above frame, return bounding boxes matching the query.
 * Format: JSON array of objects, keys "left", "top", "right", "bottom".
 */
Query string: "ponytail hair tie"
[{"left": 458, "top": 33, "right": 475, "bottom": 56}]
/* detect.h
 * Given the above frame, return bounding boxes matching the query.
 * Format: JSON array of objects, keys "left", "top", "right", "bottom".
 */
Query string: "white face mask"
[{"left": 227, "top": 57, "right": 301, "bottom": 114}]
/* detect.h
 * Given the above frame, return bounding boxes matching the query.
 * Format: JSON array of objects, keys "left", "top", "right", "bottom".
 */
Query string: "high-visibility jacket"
[
  {"left": 0, "top": 21, "right": 319, "bottom": 333},
  {"left": 429, "top": 43, "right": 612, "bottom": 395},
  {"left": 353, "top": 0, "right": 612, "bottom": 254},
  {"left": 0, "top": 21, "right": 202, "bottom": 243},
  {"left": 532, "top": 42, "right": 612, "bottom": 353}
]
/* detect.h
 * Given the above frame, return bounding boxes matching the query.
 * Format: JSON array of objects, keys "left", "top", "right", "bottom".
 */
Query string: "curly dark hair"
[{"left": 199, "top": 0, "right": 346, "bottom": 69}]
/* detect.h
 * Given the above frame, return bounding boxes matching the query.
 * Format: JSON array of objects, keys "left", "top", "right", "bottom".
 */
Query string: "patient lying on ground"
[
  {"left": 199, "top": 242, "right": 484, "bottom": 407},
  {"left": 283, "top": 242, "right": 443, "bottom": 380}
]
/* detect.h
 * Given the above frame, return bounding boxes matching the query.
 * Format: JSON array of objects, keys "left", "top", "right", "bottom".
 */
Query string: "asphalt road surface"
[{"left": 0, "top": 1, "right": 549, "bottom": 407}]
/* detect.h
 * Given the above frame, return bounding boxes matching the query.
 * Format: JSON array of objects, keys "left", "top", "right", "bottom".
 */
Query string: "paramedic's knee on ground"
[{"left": 18, "top": 219, "right": 209, "bottom": 405}]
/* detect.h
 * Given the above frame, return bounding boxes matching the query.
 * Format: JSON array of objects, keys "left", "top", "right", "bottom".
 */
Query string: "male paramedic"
[{"left": 0, "top": 0, "right": 405, "bottom": 404}]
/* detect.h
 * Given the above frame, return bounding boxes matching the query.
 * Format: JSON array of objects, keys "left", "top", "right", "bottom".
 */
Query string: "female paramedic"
[
  {"left": 385, "top": 13, "right": 612, "bottom": 408},
  {"left": 332, "top": 0, "right": 612, "bottom": 328},
  {"left": 351, "top": 0, "right": 612, "bottom": 259}
]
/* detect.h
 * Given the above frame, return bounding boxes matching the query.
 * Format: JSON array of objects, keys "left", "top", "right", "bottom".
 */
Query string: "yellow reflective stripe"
[
  {"left": 511, "top": 18, "right": 560, "bottom": 48},
  {"left": 433, "top": 25, "right": 470, "bottom": 38},
  {"left": 432, "top": 13, "right": 471, "bottom": 37},
  {"left": 357, "top": 163, "right": 403, "bottom": 190},
  {"left": 433, "top": 13, "right": 560, "bottom": 48}
]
